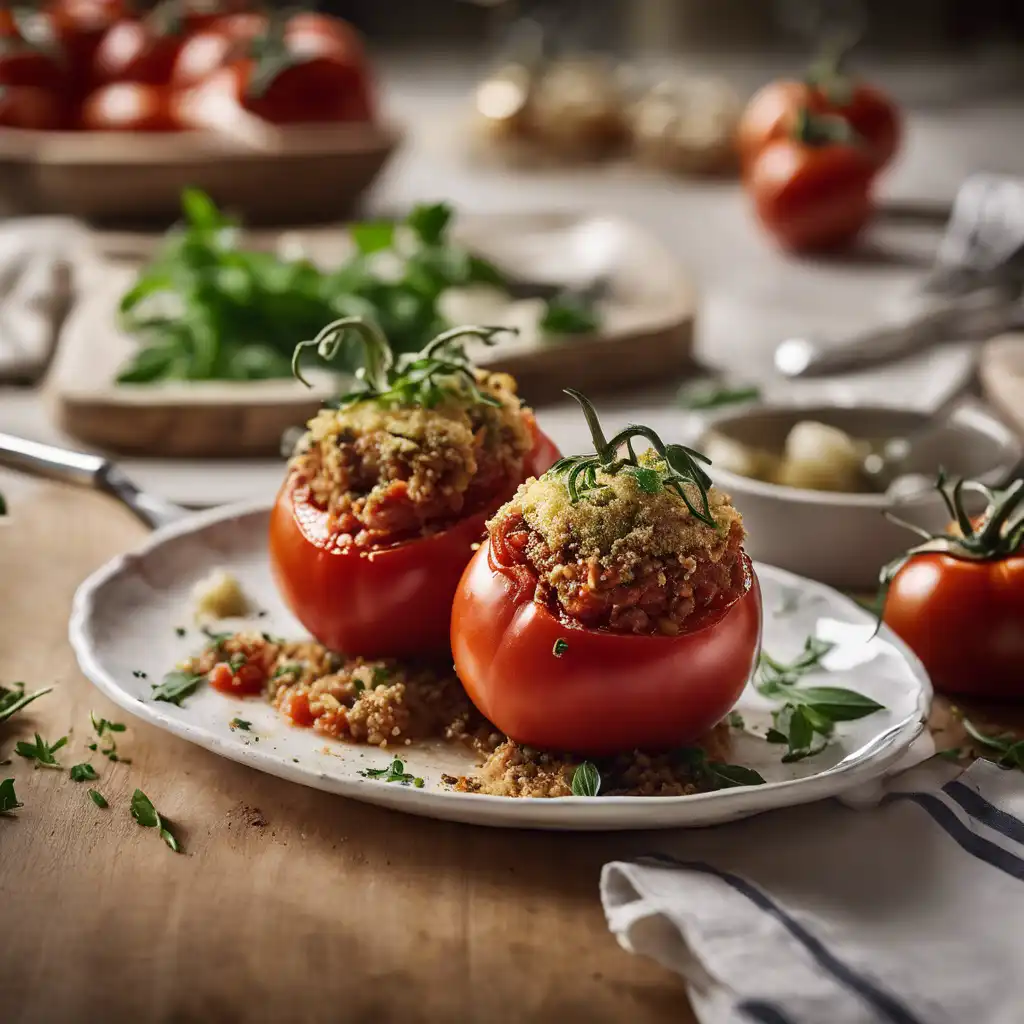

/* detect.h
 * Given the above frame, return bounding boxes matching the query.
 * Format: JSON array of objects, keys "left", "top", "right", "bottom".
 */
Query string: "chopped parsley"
[
  {"left": 228, "top": 652, "right": 247, "bottom": 672},
  {"left": 130, "top": 789, "right": 181, "bottom": 853},
  {"left": 0, "top": 777, "right": 22, "bottom": 815},
  {"left": 571, "top": 761, "right": 600, "bottom": 796},
  {"left": 272, "top": 662, "right": 302, "bottom": 680},
  {"left": 132, "top": 670, "right": 148, "bottom": 679},
  {"left": 90, "top": 713, "right": 129, "bottom": 763},
  {"left": 552, "top": 638, "right": 569, "bottom": 657},
  {"left": 229, "top": 718, "right": 252, "bottom": 732},
  {"left": 70, "top": 763, "right": 99, "bottom": 782},
  {"left": 15, "top": 733, "right": 67, "bottom": 769},
  {"left": 359, "top": 758, "right": 423, "bottom": 787},
  {"left": 0, "top": 682, "right": 52, "bottom": 724},
  {"left": 151, "top": 670, "right": 203, "bottom": 706},
  {"left": 88, "top": 789, "right": 108, "bottom": 809},
  {"left": 174, "top": 627, "right": 186, "bottom": 637}
]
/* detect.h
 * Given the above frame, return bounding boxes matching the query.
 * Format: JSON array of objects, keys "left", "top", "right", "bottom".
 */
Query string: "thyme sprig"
[
  {"left": 878, "top": 471, "right": 1024, "bottom": 606},
  {"left": 291, "top": 316, "right": 516, "bottom": 411},
  {"left": 546, "top": 390, "right": 717, "bottom": 526}
]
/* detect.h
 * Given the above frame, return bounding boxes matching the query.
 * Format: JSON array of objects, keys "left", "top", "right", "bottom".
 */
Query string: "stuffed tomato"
[
  {"left": 270, "top": 317, "right": 559, "bottom": 659},
  {"left": 451, "top": 390, "right": 762, "bottom": 756}
]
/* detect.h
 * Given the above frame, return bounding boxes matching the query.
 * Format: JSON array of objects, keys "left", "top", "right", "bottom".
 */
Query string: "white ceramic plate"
[{"left": 69, "top": 502, "right": 932, "bottom": 831}]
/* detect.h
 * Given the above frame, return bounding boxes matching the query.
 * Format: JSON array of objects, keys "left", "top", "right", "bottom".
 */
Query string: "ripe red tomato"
[
  {"left": 0, "top": 85, "right": 64, "bottom": 128},
  {"left": 169, "top": 12, "right": 261, "bottom": 88},
  {"left": 269, "top": 425, "right": 560, "bottom": 659},
  {"left": 747, "top": 130, "right": 876, "bottom": 252},
  {"left": 0, "top": 38, "right": 65, "bottom": 90},
  {"left": 451, "top": 542, "right": 762, "bottom": 755},
  {"left": 882, "top": 553, "right": 1024, "bottom": 700},
  {"left": 80, "top": 81, "right": 177, "bottom": 130},
  {"left": 0, "top": 8, "right": 21, "bottom": 39},
  {"left": 738, "top": 77, "right": 900, "bottom": 172},
  {"left": 93, "top": 14, "right": 188, "bottom": 85}
]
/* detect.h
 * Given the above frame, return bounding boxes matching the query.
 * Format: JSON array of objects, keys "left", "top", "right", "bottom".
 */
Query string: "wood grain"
[{"left": 0, "top": 472, "right": 692, "bottom": 1024}]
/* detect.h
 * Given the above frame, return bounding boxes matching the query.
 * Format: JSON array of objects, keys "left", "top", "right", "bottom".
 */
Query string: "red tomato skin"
[
  {"left": 48, "top": 0, "right": 126, "bottom": 96},
  {"left": 269, "top": 426, "right": 560, "bottom": 659},
  {"left": 452, "top": 543, "right": 762, "bottom": 756},
  {"left": 738, "top": 78, "right": 900, "bottom": 172},
  {"left": 94, "top": 18, "right": 185, "bottom": 85},
  {"left": 0, "top": 44, "right": 65, "bottom": 91},
  {"left": 748, "top": 138, "right": 875, "bottom": 252},
  {"left": 882, "top": 553, "right": 1024, "bottom": 700},
  {"left": 80, "top": 81, "right": 178, "bottom": 130},
  {"left": 0, "top": 86, "right": 64, "bottom": 128}
]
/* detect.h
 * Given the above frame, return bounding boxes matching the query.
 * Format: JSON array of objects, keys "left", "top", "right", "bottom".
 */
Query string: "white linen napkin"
[
  {"left": 602, "top": 756, "right": 1024, "bottom": 1024},
  {"left": 0, "top": 217, "right": 86, "bottom": 383}
]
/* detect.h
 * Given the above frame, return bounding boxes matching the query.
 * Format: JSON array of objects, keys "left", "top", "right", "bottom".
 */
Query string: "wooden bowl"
[{"left": 0, "top": 121, "right": 402, "bottom": 226}]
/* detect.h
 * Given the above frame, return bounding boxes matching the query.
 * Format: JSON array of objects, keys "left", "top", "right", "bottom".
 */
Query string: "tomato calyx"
[
  {"left": 790, "top": 106, "right": 860, "bottom": 148},
  {"left": 803, "top": 40, "right": 856, "bottom": 108},
  {"left": 880, "top": 471, "right": 1024, "bottom": 586}
]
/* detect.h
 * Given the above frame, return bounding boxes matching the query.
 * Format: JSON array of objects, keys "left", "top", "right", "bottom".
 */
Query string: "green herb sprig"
[
  {"left": 959, "top": 717, "right": 1024, "bottom": 770},
  {"left": 90, "top": 712, "right": 129, "bottom": 763},
  {"left": 130, "top": 789, "right": 181, "bottom": 853},
  {"left": 15, "top": 733, "right": 67, "bottom": 769},
  {"left": 0, "top": 683, "right": 52, "bottom": 724},
  {"left": 547, "top": 390, "right": 717, "bottom": 526},
  {"left": 758, "top": 636, "right": 885, "bottom": 762},
  {"left": 359, "top": 758, "right": 424, "bottom": 787},
  {"left": 152, "top": 671, "right": 204, "bottom": 707},
  {"left": 70, "top": 763, "right": 99, "bottom": 783},
  {"left": 291, "top": 316, "right": 515, "bottom": 411}
]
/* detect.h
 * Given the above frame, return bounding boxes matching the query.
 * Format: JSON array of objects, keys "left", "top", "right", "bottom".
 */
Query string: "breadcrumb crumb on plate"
[{"left": 69, "top": 501, "right": 931, "bottom": 830}]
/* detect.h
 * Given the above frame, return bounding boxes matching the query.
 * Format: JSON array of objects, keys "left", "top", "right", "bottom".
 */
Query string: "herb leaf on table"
[
  {"left": 15, "top": 733, "right": 67, "bottom": 769},
  {"left": 130, "top": 789, "right": 181, "bottom": 852},
  {"left": 0, "top": 683, "right": 52, "bottom": 724},
  {"left": 0, "top": 777, "right": 22, "bottom": 815}
]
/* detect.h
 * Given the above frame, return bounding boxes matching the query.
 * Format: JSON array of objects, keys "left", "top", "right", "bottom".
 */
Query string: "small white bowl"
[{"left": 697, "top": 401, "right": 1022, "bottom": 591}]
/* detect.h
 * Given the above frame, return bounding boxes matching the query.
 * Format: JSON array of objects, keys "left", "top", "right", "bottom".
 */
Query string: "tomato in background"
[
  {"left": 269, "top": 423, "right": 559, "bottom": 659},
  {"left": 93, "top": 13, "right": 188, "bottom": 85},
  {"left": 0, "top": 85, "right": 64, "bottom": 128},
  {"left": 80, "top": 80, "right": 177, "bottom": 130},
  {"left": 451, "top": 541, "right": 762, "bottom": 756},
  {"left": 48, "top": 0, "right": 127, "bottom": 96},
  {"left": 0, "top": 36, "right": 65, "bottom": 90},
  {"left": 746, "top": 112, "right": 876, "bottom": 252}
]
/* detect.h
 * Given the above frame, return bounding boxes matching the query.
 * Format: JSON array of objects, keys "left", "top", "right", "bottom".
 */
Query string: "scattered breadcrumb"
[
  {"left": 181, "top": 632, "right": 739, "bottom": 799},
  {"left": 191, "top": 568, "right": 249, "bottom": 621}
]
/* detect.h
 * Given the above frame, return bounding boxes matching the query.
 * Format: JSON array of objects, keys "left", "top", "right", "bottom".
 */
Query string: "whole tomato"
[
  {"left": 0, "top": 36, "right": 65, "bottom": 90},
  {"left": 451, "top": 540, "right": 762, "bottom": 756},
  {"left": 269, "top": 423, "right": 560, "bottom": 659},
  {"left": 737, "top": 56, "right": 901, "bottom": 172},
  {"left": 747, "top": 111, "right": 876, "bottom": 252},
  {"left": 0, "top": 85, "right": 64, "bottom": 128},
  {"left": 881, "top": 478, "right": 1024, "bottom": 700},
  {"left": 93, "top": 9, "right": 189, "bottom": 85},
  {"left": 80, "top": 81, "right": 177, "bottom": 129},
  {"left": 174, "top": 10, "right": 374, "bottom": 125}
]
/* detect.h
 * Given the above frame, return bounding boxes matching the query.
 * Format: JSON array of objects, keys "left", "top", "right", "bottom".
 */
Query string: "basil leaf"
[
  {"left": 0, "top": 777, "right": 22, "bottom": 815},
  {"left": 571, "top": 761, "right": 601, "bottom": 797},
  {"left": 707, "top": 763, "right": 766, "bottom": 789},
  {"left": 130, "top": 789, "right": 160, "bottom": 829},
  {"left": 784, "top": 686, "right": 885, "bottom": 722},
  {"left": 151, "top": 671, "right": 203, "bottom": 706},
  {"left": 407, "top": 203, "right": 453, "bottom": 245},
  {"left": 350, "top": 222, "right": 395, "bottom": 255},
  {"left": 70, "top": 763, "right": 99, "bottom": 783}
]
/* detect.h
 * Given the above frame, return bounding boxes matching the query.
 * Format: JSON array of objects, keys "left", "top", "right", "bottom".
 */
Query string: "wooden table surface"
[{"left": 0, "top": 472, "right": 1015, "bottom": 1024}]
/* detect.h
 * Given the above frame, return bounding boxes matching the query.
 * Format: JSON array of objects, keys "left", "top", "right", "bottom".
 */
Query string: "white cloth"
[
  {"left": 602, "top": 757, "right": 1024, "bottom": 1024},
  {"left": 0, "top": 217, "right": 85, "bottom": 383}
]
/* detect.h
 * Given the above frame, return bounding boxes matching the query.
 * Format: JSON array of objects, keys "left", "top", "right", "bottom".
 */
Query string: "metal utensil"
[
  {"left": 0, "top": 432, "right": 187, "bottom": 530},
  {"left": 775, "top": 173, "right": 1024, "bottom": 379}
]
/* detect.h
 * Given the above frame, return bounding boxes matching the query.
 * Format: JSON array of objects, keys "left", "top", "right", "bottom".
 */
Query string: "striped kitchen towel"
[{"left": 602, "top": 758, "right": 1024, "bottom": 1024}]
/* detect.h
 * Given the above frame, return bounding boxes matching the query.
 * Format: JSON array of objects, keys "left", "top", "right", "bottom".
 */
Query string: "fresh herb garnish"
[
  {"left": 88, "top": 789, "right": 108, "bottom": 809},
  {"left": 540, "top": 293, "right": 600, "bottom": 336},
  {"left": 0, "top": 777, "right": 22, "bottom": 815},
  {"left": 677, "top": 379, "right": 761, "bottom": 410},
  {"left": 130, "top": 789, "right": 181, "bottom": 853},
  {"left": 552, "top": 638, "right": 569, "bottom": 657},
  {"left": 359, "top": 758, "right": 423, "bottom": 787},
  {"left": 571, "top": 761, "right": 601, "bottom": 796},
  {"left": 151, "top": 671, "right": 203, "bottom": 706},
  {"left": 371, "top": 666, "right": 391, "bottom": 687},
  {"left": 70, "top": 763, "right": 99, "bottom": 782},
  {"left": 0, "top": 682, "right": 52, "bottom": 724},
  {"left": 89, "top": 713, "right": 127, "bottom": 736},
  {"left": 677, "top": 747, "right": 766, "bottom": 789},
  {"left": 132, "top": 670, "right": 148, "bottom": 679},
  {"left": 292, "top": 316, "right": 515, "bottom": 411},
  {"left": 757, "top": 636, "right": 885, "bottom": 763},
  {"left": 229, "top": 718, "right": 252, "bottom": 732},
  {"left": 228, "top": 652, "right": 246, "bottom": 672},
  {"left": 272, "top": 662, "right": 302, "bottom": 679},
  {"left": 727, "top": 711, "right": 745, "bottom": 730},
  {"left": 90, "top": 713, "right": 129, "bottom": 763},
  {"left": 201, "top": 628, "right": 232, "bottom": 651},
  {"left": 175, "top": 627, "right": 187, "bottom": 637},
  {"left": 547, "top": 390, "right": 718, "bottom": 526},
  {"left": 959, "top": 718, "right": 1024, "bottom": 770},
  {"left": 15, "top": 733, "right": 67, "bottom": 769}
]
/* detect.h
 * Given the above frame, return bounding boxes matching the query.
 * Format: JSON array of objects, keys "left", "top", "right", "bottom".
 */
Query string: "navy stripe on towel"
[
  {"left": 737, "top": 999, "right": 799, "bottom": 1024},
  {"left": 883, "top": 791, "right": 1024, "bottom": 882},
  {"left": 639, "top": 854, "right": 923, "bottom": 1024},
  {"left": 943, "top": 779, "right": 1024, "bottom": 847}
]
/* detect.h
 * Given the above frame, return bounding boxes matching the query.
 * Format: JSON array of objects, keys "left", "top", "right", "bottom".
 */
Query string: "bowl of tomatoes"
[{"left": 0, "top": 1, "right": 400, "bottom": 224}]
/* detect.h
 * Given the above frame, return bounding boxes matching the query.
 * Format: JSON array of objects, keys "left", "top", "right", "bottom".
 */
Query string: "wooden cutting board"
[
  {"left": 980, "top": 332, "right": 1024, "bottom": 439},
  {"left": 48, "top": 212, "right": 696, "bottom": 457}
]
